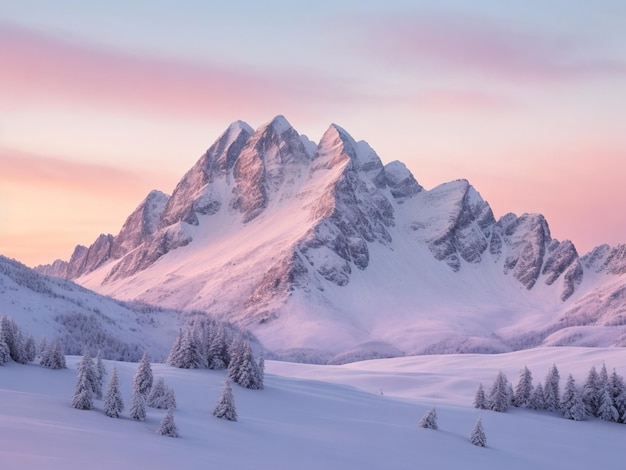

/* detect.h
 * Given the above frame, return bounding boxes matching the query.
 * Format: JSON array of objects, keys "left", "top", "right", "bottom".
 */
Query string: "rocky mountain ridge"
[{"left": 36, "top": 116, "right": 626, "bottom": 362}]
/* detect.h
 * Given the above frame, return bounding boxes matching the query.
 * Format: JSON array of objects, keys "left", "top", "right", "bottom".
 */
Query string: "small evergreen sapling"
[
  {"left": 104, "top": 366, "right": 124, "bottom": 418},
  {"left": 418, "top": 407, "right": 438, "bottom": 430},
  {"left": 473, "top": 383, "right": 488, "bottom": 410},
  {"left": 469, "top": 418, "right": 487, "bottom": 447},
  {"left": 213, "top": 380, "right": 237, "bottom": 422},
  {"left": 156, "top": 408, "right": 179, "bottom": 438}
]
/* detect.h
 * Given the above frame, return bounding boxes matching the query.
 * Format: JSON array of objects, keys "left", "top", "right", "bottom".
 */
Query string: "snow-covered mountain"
[{"left": 37, "top": 116, "right": 626, "bottom": 362}]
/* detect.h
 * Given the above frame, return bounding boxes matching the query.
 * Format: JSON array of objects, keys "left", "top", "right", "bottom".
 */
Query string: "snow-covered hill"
[
  {"left": 0, "top": 255, "right": 179, "bottom": 361},
  {"left": 36, "top": 116, "right": 626, "bottom": 362},
  {"left": 1, "top": 347, "right": 625, "bottom": 469}
]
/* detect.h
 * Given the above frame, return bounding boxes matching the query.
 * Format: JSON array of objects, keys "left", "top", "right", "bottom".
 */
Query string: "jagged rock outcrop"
[
  {"left": 408, "top": 179, "right": 495, "bottom": 271},
  {"left": 112, "top": 190, "right": 169, "bottom": 258},
  {"left": 582, "top": 244, "right": 626, "bottom": 276}
]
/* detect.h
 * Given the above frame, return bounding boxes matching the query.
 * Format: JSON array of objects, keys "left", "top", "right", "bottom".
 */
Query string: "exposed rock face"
[
  {"left": 409, "top": 179, "right": 495, "bottom": 271},
  {"left": 112, "top": 190, "right": 169, "bottom": 258},
  {"left": 582, "top": 244, "right": 626, "bottom": 275},
  {"left": 160, "top": 122, "right": 252, "bottom": 227}
]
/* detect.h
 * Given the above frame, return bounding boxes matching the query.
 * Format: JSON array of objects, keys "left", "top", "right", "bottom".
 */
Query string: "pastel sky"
[{"left": 1, "top": 1, "right": 625, "bottom": 267}]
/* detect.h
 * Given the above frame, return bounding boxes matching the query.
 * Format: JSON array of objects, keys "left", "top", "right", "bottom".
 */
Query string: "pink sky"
[{"left": 1, "top": 3, "right": 625, "bottom": 266}]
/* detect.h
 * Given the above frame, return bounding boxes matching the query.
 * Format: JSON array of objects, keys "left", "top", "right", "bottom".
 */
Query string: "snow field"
[{"left": 1, "top": 347, "right": 626, "bottom": 469}]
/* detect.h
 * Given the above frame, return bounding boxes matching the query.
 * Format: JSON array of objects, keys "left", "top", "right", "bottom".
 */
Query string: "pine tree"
[
  {"left": 130, "top": 389, "right": 147, "bottom": 421},
  {"left": 213, "top": 380, "right": 237, "bottom": 422},
  {"left": 583, "top": 365, "right": 601, "bottom": 416},
  {"left": 166, "top": 332, "right": 183, "bottom": 366},
  {"left": 38, "top": 337, "right": 48, "bottom": 362},
  {"left": 597, "top": 384, "right": 619, "bottom": 422},
  {"left": 0, "top": 338, "right": 9, "bottom": 365},
  {"left": 513, "top": 366, "right": 533, "bottom": 407},
  {"left": 71, "top": 354, "right": 94, "bottom": 411},
  {"left": 206, "top": 326, "right": 227, "bottom": 370},
  {"left": 474, "top": 383, "right": 488, "bottom": 409},
  {"left": 609, "top": 369, "right": 626, "bottom": 423},
  {"left": 529, "top": 381, "right": 546, "bottom": 410},
  {"left": 227, "top": 336, "right": 244, "bottom": 381},
  {"left": 133, "top": 352, "right": 153, "bottom": 397},
  {"left": 94, "top": 350, "right": 106, "bottom": 400},
  {"left": 148, "top": 377, "right": 177, "bottom": 409},
  {"left": 488, "top": 371, "right": 509, "bottom": 412},
  {"left": 156, "top": 408, "right": 178, "bottom": 438},
  {"left": 561, "top": 374, "right": 587, "bottom": 421},
  {"left": 469, "top": 418, "right": 487, "bottom": 447},
  {"left": 104, "top": 366, "right": 124, "bottom": 418},
  {"left": 258, "top": 350, "right": 265, "bottom": 389},
  {"left": 544, "top": 364, "right": 560, "bottom": 412},
  {"left": 418, "top": 407, "right": 438, "bottom": 430},
  {"left": 230, "top": 340, "right": 262, "bottom": 390},
  {"left": 24, "top": 336, "right": 36, "bottom": 362},
  {"left": 168, "top": 330, "right": 202, "bottom": 369}
]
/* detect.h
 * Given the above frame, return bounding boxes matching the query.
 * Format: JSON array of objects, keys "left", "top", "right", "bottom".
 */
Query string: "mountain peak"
[{"left": 261, "top": 115, "right": 293, "bottom": 135}]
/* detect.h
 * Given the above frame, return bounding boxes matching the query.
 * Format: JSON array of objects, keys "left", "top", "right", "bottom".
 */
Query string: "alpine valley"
[{"left": 34, "top": 116, "right": 626, "bottom": 364}]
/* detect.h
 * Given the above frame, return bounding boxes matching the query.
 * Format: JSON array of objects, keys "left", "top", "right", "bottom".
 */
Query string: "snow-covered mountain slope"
[
  {"left": 0, "top": 255, "right": 178, "bottom": 361},
  {"left": 1, "top": 347, "right": 625, "bottom": 470},
  {"left": 36, "top": 116, "right": 626, "bottom": 362}
]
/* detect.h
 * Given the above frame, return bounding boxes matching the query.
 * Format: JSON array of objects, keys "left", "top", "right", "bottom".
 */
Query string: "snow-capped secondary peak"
[{"left": 263, "top": 114, "right": 293, "bottom": 135}]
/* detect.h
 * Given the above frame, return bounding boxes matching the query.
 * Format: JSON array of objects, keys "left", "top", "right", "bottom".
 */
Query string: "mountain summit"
[{"left": 37, "top": 116, "right": 626, "bottom": 363}]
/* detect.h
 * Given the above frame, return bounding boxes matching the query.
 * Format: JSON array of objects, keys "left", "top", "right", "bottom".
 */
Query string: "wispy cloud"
[
  {"left": 343, "top": 12, "right": 626, "bottom": 83},
  {"left": 0, "top": 22, "right": 349, "bottom": 119},
  {"left": 0, "top": 147, "right": 161, "bottom": 197}
]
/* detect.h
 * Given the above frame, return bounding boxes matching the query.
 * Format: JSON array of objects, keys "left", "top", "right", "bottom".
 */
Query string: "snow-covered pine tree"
[
  {"left": 258, "top": 350, "right": 265, "bottom": 389},
  {"left": 418, "top": 407, "right": 438, "bottom": 430},
  {"left": 513, "top": 366, "right": 533, "bottom": 407},
  {"left": 544, "top": 364, "right": 561, "bottom": 412},
  {"left": 529, "top": 381, "right": 546, "bottom": 410},
  {"left": 0, "top": 337, "right": 9, "bottom": 365},
  {"left": 474, "top": 383, "right": 488, "bottom": 410},
  {"left": 469, "top": 418, "right": 487, "bottom": 447},
  {"left": 38, "top": 337, "right": 48, "bottom": 362},
  {"left": 227, "top": 336, "right": 244, "bottom": 381},
  {"left": 94, "top": 350, "right": 106, "bottom": 400},
  {"left": 213, "top": 380, "right": 237, "bottom": 422},
  {"left": 166, "top": 332, "right": 183, "bottom": 366},
  {"left": 104, "top": 366, "right": 124, "bottom": 418},
  {"left": 609, "top": 369, "right": 626, "bottom": 423},
  {"left": 583, "top": 365, "right": 601, "bottom": 416},
  {"left": 48, "top": 340, "right": 66, "bottom": 369},
  {"left": 206, "top": 326, "right": 227, "bottom": 370},
  {"left": 232, "top": 340, "right": 263, "bottom": 390},
  {"left": 24, "top": 335, "right": 36, "bottom": 363},
  {"left": 561, "top": 374, "right": 587, "bottom": 421},
  {"left": 169, "top": 330, "right": 202, "bottom": 369},
  {"left": 130, "top": 388, "right": 147, "bottom": 421},
  {"left": 0, "top": 317, "right": 28, "bottom": 364},
  {"left": 597, "top": 384, "right": 619, "bottom": 422},
  {"left": 156, "top": 408, "right": 178, "bottom": 438},
  {"left": 147, "top": 377, "right": 177, "bottom": 409},
  {"left": 488, "top": 371, "right": 509, "bottom": 412},
  {"left": 71, "top": 353, "right": 94, "bottom": 411},
  {"left": 133, "top": 352, "right": 153, "bottom": 397}
]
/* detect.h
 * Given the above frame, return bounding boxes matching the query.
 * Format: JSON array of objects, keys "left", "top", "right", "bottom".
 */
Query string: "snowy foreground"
[{"left": 1, "top": 347, "right": 625, "bottom": 469}]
